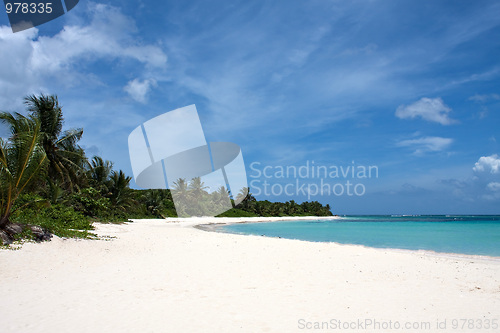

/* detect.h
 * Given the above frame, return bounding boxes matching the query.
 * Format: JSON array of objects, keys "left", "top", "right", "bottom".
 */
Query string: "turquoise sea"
[{"left": 220, "top": 215, "right": 500, "bottom": 257}]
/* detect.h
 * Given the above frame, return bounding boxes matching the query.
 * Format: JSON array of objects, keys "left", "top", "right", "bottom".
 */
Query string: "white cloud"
[
  {"left": 487, "top": 182, "right": 500, "bottom": 191},
  {"left": 124, "top": 78, "right": 157, "bottom": 103},
  {"left": 397, "top": 136, "right": 453, "bottom": 155},
  {"left": 473, "top": 154, "right": 500, "bottom": 174},
  {"left": 0, "top": 26, "right": 45, "bottom": 110},
  {"left": 30, "top": 4, "right": 166, "bottom": 72},
  {"left": 0, "top": 3, "right": 167, "bottom": 109},
  {"left": 438, "top": 156, "right": 500, "bottom": 203},
  {"left": 395, "top": 97, "right": 457, "bottom": 125},
  {"left": 468, "top": 93, "right": 500, "bottom": 103}
]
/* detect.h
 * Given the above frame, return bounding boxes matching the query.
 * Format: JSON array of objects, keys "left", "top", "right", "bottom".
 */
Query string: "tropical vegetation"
[{"left": 0, "top": 94, "right": 332, "bottom": 246}]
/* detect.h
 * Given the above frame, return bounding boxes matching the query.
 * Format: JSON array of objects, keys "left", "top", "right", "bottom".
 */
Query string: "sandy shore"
[{"left": 1, "top": 217, "right": 499, "bottom": 332}]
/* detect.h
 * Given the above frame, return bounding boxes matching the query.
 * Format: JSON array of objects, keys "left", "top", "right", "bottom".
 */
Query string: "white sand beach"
[{"left": 1, "top": 217, "right": 499, "bottom": 332}]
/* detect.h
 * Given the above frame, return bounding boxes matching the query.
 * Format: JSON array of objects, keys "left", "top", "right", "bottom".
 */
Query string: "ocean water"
[{"left": 219, "top": 215, "right": 500, "bottom": 257}]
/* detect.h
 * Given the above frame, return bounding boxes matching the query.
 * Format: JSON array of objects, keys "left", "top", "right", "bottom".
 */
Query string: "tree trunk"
[
  {"left": 0, "top": 215, "right": 10, "bottom": 229},
  {"left": 0, "top": 229, "right": 11, "bottom": 245},
  {"left": 0, "top": 216, "right": 18, "bottom": 245}
]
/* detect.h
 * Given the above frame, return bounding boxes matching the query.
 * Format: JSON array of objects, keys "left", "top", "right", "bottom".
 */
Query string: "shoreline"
[
  {"left": 192, "top": 216, "right": 340, "bottom": 231},
  {"left": 186, "top": 216, "right": 500, "bottom": 262},
  {"left": 1, "top": 218, "right": 499, "bottom": 332}
]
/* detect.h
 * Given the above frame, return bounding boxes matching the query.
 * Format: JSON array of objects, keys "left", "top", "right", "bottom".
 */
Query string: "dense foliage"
[{"left": 0, "top": 94, "right": 332, "bottom": 245}]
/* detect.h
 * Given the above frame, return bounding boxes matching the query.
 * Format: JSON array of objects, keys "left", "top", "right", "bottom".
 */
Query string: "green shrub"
[
  {"left": 12, "top": 203, "right": 95, "bottom": 239},
  {"left": 71, "top": 187, "right": 110, "bottom": 217}
]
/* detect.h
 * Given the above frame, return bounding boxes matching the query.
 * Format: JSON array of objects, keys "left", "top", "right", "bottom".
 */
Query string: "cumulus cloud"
[
  {"left": 0, "top": 3, "right": 167, "bottom": 109},
  {"left": 473, "top": 154, "right": 500, "bottom": 174},
  {"left": 439, "top": 155, "right": 500, "bottom": 203},
  {"left": 124, "top": 78, "right": 157, "bottom": 103},
  {"left": 397, "top": 136, "right": 453, "bottom": 155},
  {"left": 395, "top": 97, "right": 457, "bottom": 125}
]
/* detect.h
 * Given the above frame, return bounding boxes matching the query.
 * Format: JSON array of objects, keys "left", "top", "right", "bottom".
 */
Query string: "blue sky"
[{"left": 0, "top": 0, "right": 499, "bottom": 214}]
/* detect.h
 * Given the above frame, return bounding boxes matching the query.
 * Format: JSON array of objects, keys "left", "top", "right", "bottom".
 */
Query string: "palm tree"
[
  {"left": 235, "top": 187, "right": 255, "bottom": 211},
  {"left": 215, "top": 186, "right": 230, "bottom": 203},
  {"left": 143, "top": 190, "right": 166, "bottom": 218},
  {"left": 24, "top": 94, "right": 86, "bottom": 191},
  {"left": 171, "top": 178, "right": 190, "bottom": 216},
  {"left": 88, "top": 156, "right": 113, "bottom": 194},
  {"left": 171, "top": 178, "right": 189, "bottom": 201},
  {"left": 0, "top": 113, "right": 48, "bottom": 244},
  {"left": 188, "top": 177, "right": 209, "bottom": 199},
  {"left": 109, "top": 170, "right": 134, "bottom": 211},
  {"left": 235, "top": 187, "right": 249, "bottom": 204},
  {"left": 207, "top": 185, "right": 232, "bottom": 215}
]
